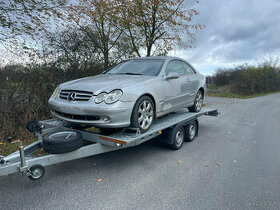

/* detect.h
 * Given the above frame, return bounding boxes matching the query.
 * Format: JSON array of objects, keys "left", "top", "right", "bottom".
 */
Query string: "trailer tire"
[
  {"left": 167, "top": 125, "right": 185, "bottom": 150},
  {"left": 43, "top": 131, "right": 83, "bottom": 154},
  {"left": 185, "top": 121, "right": 197, "bottom": 142}
]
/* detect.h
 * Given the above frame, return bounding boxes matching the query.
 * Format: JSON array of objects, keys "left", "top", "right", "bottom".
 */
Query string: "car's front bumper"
[{"left": 48, "top": 98, "right": 134, "bottom": 128}]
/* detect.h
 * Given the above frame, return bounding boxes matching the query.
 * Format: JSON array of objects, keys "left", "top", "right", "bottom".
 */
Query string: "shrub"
[
  {"left": 210, "top": 63, "right": 280, "bottom": 95},
  {"left": 0, "top": 63, "right": 103, "bottom": 140}
]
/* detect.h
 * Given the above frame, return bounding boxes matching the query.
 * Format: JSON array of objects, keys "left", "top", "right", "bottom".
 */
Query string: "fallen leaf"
[
  {"left": 204, "top": 165, "right": 209, "bottom": 168},
  {"left": 246, "top": 150, "right": 249, "bottom": 152},
  {"left": 216, "top": 162, "right": 222, "bottom": 166},
  {"left": 97, "top": 178, "right": 103, "bottom": 182},
  {"left": 233, "top": 160, "right": 237, "bottom": 163},
  {"left": 177, "top": 160, "right": 183, "bottom": 164},
  {"left": 93, "top": 163, "right": 97, "bottom": 166},
  {"left": 11, "top": 140, "right": 21, "bottom": 144}
]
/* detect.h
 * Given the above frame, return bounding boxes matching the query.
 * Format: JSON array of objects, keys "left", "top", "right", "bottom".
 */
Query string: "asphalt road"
[{"left": 1, "top": 93, "right": 280, "bottom": 210}]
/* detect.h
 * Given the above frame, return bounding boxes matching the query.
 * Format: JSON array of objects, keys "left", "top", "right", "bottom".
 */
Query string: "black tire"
[
  {"left": 188, "top": 90, "right": 203, "bottom": 112},
  {"left": 43, "top": 131, "right": 83, "bottom": 154},
  {"left": 99, "top": 128, "right": 119, "bottom": 135},
  {"left": 185, "top": 121, "right": 197, "bottom": 142},
  {"left": 167, "top": 125, "right": 185, "bottom": 150},
  {"left": 131, "top": 96, "right": 155, "bottom": 133},
  {"left": 28, "top": 165, "right": 45, "bottom": 181}
]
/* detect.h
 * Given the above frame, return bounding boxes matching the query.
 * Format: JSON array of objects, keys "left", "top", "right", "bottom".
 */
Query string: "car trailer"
[{"left": 0, "top": 108, "right": 218, "bottom": 181}]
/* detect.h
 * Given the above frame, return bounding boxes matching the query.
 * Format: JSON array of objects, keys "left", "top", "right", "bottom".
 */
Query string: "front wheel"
[
  {"left": 188, "top": 90, "right": 203, "bottom": 112},
  {"left": 131, "top": 96, "right": 155, "bottom": 133},
  {"left": 167, "top": 125, "right": 185, "bottom": 150}
]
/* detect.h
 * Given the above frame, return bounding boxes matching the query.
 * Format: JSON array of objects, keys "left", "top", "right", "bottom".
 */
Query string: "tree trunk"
[
  {"left": 146, "top": 45, "right": 152, "bottom": 57},
  {"left": 103, "top": 51, "right": 109, "bottom": 69}
]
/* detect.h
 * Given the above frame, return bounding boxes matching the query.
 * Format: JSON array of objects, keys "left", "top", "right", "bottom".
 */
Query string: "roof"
[{"left": 127, "top": 56, "right": 183, "bottom": 61}]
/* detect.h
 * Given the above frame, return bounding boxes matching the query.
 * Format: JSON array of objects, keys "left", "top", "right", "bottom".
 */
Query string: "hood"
[{"left": 59, "top": 74, "right": 155, "bottom": 94}]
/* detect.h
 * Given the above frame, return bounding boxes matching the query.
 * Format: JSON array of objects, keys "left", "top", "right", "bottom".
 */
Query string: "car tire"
[
  {"left": 131, "top": 96, "right": 155, "bottom": 133},
  {"left": 188, "top": 90, "right": 203, "bottom": 112},
  {"left": 43, "top": 131, "right": 83, "bottom": 154}
]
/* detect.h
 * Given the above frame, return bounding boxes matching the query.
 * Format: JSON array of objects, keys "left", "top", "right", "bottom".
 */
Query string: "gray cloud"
[{"left": 177, "top": 0, "right": 280, "bottom": 75}]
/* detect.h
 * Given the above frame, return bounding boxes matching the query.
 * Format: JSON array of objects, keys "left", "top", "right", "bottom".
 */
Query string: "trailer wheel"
[
  {"left": 28, "top": 165, "right": 45, "bottom": 181},
  {"left": 167, "top": 125, "right": 185, "bottom": 150},
  {"left": 185, "top": 121, "right": 197, "bottom": 142},
  {"left": 43, "top": 131, "right": 83, "bottom": 154}
]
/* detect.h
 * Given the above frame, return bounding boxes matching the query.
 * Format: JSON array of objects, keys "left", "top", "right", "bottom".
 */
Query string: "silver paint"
[{"left": 48, "top": 56, "right": 206, "bottom": 128}]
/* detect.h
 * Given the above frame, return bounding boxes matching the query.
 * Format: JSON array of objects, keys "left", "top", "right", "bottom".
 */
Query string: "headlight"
[
  {"left": 95, "top": 92, "right": 107, "bottom": 104},
  {"left": 95, "top": 90, "right": 123, "bottom": 104},
  {"left": 105, "top": 90, "right": 123, "bottom": 104},
  {"left": 51, "top": 86, "right": 60, "bottom": 99}
]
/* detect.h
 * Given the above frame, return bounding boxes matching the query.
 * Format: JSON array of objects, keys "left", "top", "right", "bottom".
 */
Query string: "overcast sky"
[{"left": 171, "top": 0, "right": 280, "bottom": 75}]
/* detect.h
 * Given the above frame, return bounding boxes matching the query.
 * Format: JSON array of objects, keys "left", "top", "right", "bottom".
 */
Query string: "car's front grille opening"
[
  {"left": 59, "top": 90, "right": 93, "bottom": 101},
  {"left": 53, "top": 110, "right": 100, "bottom": 121}
]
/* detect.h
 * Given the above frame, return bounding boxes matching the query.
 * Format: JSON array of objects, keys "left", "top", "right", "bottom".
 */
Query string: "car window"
[
  {"left": 182, "top": 62, "right": 196, "bottom": 74},
  {"left": 165, "top": 61, "right": 186, "bottom": 76},
  {"left": 106, "top": 59, "right": 164, "bottom": 76}
]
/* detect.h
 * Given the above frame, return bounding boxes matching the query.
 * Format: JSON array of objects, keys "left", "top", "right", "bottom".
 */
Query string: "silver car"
[{"left": 49, "top": 56, "right": 206, "bottom": 133}]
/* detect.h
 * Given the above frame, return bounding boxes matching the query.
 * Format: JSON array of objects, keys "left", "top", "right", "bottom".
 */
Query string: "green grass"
[{"left": 207, "top": 90, "right": 280, "bottom": 99}]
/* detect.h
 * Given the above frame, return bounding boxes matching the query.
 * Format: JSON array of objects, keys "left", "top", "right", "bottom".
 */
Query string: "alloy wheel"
[
  {"left": 138, "top": 100, "right": 154, "bottom": 130},
  {"left": 195, "top": 92, "right": 203, "bottom": 111}
]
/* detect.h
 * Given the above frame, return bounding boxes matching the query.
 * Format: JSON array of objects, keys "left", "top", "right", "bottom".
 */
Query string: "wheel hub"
[
  {"left": 175, "top": 130, "right": 183, "bottom": 146},
  {"left": 138, "top": 100, "right": 154, "bottom": 130},
  {"left": 189, "top": 125, "right": 196, "bottom": 139},
  {"left": 195, "top": 93, "right": 203, "bottom": 111}
]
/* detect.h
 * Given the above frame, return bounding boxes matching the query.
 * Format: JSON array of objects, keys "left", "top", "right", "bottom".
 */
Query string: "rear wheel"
[
  {"left": 185, "top": 121, "right": 197, "bottom": 142},
  {"left": 131, "top": 96, "right": 155, "bottom": 133},
  {"left": 167, "top": 125, "right": 185, "bottom": 150},
  {"left": 188, "top": 90, "right": 203, "bottom": 112}
]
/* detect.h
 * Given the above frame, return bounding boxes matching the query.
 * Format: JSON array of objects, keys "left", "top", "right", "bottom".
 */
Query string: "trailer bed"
[{"left": 0, "top": 108, "right": 218, "bottom": 180}]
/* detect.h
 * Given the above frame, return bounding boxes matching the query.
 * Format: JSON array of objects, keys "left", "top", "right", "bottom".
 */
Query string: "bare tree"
[{"left": 115, "top": 0, "right": 204, "bottom": 56}]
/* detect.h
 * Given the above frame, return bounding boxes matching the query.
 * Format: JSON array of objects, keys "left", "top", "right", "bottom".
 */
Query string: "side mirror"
[{"left": 164, "top": 72, "right": 179, "bottom": 80}]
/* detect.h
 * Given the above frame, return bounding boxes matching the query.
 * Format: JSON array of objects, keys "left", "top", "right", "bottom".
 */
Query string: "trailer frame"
[{"left": 0, "top": 108, "right": 218, "bottom": 180}]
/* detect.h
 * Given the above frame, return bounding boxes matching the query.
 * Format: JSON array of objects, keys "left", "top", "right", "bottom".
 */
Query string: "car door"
[
  {"left": 161, "top": 60, "right": 190, "bottom": 113},
  {"left": 181, "top": 62, "right": 200, "bottom": 103}
]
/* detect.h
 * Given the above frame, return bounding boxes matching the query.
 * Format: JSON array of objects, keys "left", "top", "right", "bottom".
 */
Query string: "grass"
[
  {"left": 207, "top": 90, "right": 280, "bottom": 99},
  {"left": 0, "top": 126, "right": 102, "bottom": 157},
  {"left": 0, "top": 138, "right": 37, "bottom": 156}
]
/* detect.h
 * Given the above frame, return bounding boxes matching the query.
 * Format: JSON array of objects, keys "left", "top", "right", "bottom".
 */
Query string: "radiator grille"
[{"left": 59, "top": 90, "right": 93, "bottom": 101}]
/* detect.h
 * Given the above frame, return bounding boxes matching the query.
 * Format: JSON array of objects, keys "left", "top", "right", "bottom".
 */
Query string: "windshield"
[{"left": 106, "top": 59, "right": 164, "bottom": 76}]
